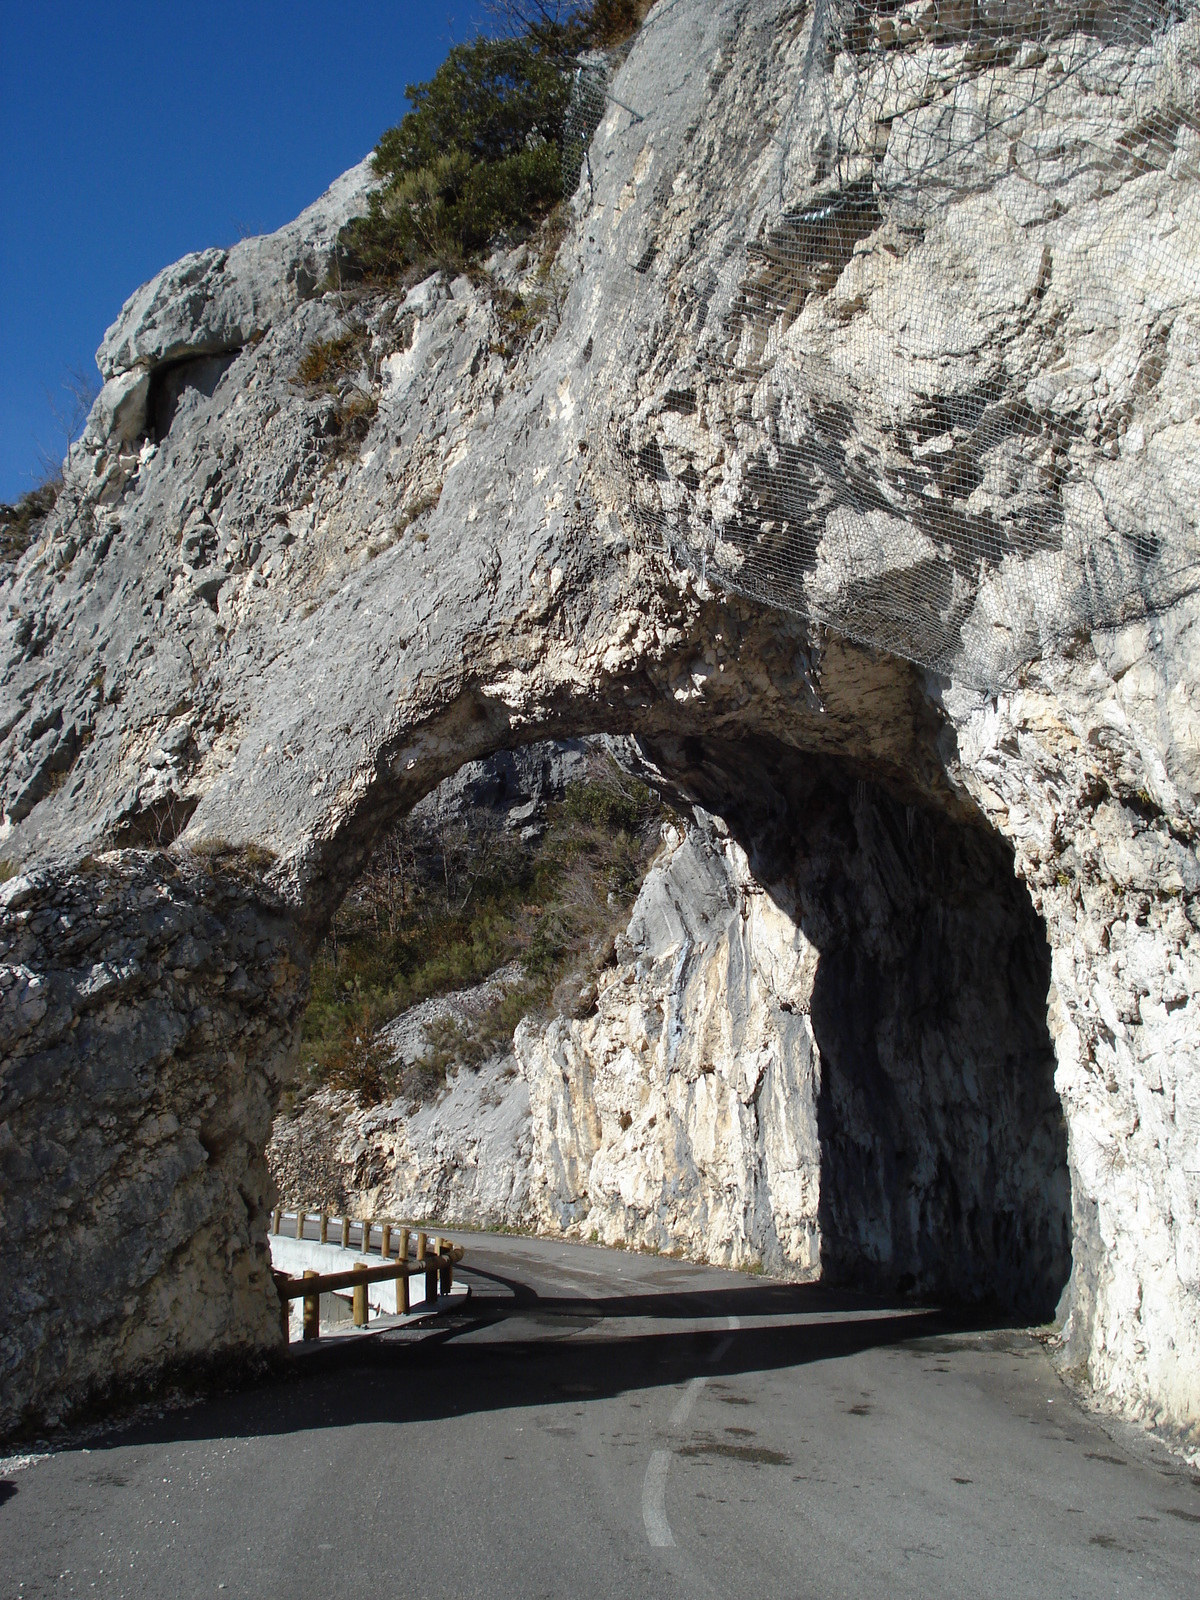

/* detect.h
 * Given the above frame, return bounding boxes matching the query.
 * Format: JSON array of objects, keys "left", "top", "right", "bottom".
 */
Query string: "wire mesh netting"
[
  {"left": 563, "top": 53, "right": 617, "bottom": 193},
  {"left": 571, "top": 1, "right": 1200, "bottom": 687}
]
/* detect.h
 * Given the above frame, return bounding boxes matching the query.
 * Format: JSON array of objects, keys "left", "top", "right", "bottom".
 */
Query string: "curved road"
[{"left": 2, "top": 1233, "right": 1197, "bottom": 1598}]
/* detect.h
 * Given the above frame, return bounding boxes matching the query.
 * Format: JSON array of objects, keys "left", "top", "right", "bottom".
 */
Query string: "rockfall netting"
[
  {"left": 563, "top": 55, "right": 620, "bottom": 192},
  {"left": 574, "top": 1, "right": 1200, "bottom": 687},
  {"left": 563, "top": 44, "right": 641, "bottom": 193}
]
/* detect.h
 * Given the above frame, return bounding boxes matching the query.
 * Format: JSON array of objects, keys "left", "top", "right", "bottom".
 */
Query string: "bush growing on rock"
[
  {"left": 0, "top": 482, "right": 58, "bottom": 563},
  {"left": 297, "top": 761, "right": 669, "bottom": 1109},
  {"left": 336, "top": 2, "right": 653, "bottom": 283},
  {"left": 295, "top": 330, "right": 367, "bottom": 390}
]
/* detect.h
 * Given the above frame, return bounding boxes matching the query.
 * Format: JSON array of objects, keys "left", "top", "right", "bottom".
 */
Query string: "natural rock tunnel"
[
  {"left": 1, "top": 704, "right": 1071, "bottom": 1438},
  {"left": 2, "top": 0, "right": 1197, "bottom": 1457},
  {"left": 641, "top": 735, "right": 1070, "bottom": 1318},
  {"left": 299, "top": 730, "right": 1072, "bottom": 1317},
  {"left": 267, "top": 730, "right": 1070, "bottom": 1322}
]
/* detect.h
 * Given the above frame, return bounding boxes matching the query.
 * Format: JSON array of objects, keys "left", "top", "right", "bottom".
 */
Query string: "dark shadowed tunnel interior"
[{"left": 640, "top": 733, "right": 1072, "bottom": 1320}]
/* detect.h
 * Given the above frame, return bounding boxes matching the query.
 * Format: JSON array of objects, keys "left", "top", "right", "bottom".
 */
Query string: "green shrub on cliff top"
[{"left": 337, "top": 2, "right": 652, "bottom": 283}]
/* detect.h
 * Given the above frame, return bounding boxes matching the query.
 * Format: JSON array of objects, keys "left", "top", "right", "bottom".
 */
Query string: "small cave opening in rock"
[
  {"left": 642, "top": 733, "right": 1072, "bottom": 1321},
  {"left": 147, "top": 349, "right": 241, "bottom": 441}
]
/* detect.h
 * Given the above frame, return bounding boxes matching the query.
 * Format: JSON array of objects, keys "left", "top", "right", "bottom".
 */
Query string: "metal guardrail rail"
[{"left": 270, "top": 1209, "right": 463, "bottom": 1343}]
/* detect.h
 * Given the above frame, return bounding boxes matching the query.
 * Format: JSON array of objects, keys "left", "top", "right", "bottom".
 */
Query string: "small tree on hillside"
[{"left": 337, "top": 2, "right": 653, "bottom": 282}]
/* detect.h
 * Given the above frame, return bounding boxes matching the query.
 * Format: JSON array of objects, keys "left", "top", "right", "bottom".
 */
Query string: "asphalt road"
[{"left": 2, "top": 1233, "right": 1197, "bottom": 1600}]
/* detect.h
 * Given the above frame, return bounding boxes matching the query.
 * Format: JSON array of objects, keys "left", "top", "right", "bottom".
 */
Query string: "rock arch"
[
  {"left": 2, "top": 0, "right": 1196, "bottom": 1456},
  {"left": 0, "top": 624, "right": 1064, "bottom": 1433}
]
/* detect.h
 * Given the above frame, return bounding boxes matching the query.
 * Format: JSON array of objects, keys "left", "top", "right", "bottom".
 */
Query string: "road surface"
[{"left": 2, "top": 1232, "right": 1197, "bottom": 1598}]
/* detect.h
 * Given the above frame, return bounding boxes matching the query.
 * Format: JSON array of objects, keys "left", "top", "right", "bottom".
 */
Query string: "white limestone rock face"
[
  {"left": 518, "top": 815, "right": 822, "bottom": 1272},
  {"left": 2, "top": 0, "right": 1198, "bottom": 1459},
  {"left": 85, "top": 369, "right": 151, "bottom": 450},
  {"left": 268, "top": 963, "right": 534, "bottom": 1230},
  {"left": 268, "top": 1060, "right": 534, "bottom": 1234},
  {"left": 96, "top": 159, "right": 379, "bottom": 377},
  {"left": 612, "top": 4, "right": 1200, "bottom": 688},
  {"left": 944, "top": 604, "right": 1200, "bottom": 1448},
  {"left": 268, "top": 813, "right": 823, "bottom": 1270}
]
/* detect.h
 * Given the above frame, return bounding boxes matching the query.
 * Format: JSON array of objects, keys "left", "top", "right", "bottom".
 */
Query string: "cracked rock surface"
[{"left": 1, "top": 0, "right": 1198, "bottom": 1453}]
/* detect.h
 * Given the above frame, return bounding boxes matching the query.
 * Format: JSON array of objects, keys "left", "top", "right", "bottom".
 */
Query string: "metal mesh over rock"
[{"left": 590, "top": 0, "right": 1200, "bottom": 685}]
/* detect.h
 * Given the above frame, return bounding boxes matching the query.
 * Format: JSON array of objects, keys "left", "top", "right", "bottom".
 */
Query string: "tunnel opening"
[
  {"left": 638, "top": 732, "right": 1072, "bottom": 1321},
  {"left": 272, "top": 727, "right": 1070, "bottom": 1325}
]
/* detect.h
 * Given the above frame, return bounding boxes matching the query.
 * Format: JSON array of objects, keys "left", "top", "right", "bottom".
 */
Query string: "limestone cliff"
[
  {"left": 269, "top": 811, "right": 820, "bottom": 1265},
  {"left": 2, "top": 0, "right": 1198, "bottom": 1456}
]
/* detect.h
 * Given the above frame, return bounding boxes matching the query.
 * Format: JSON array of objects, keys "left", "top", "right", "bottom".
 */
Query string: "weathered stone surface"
[
  {"left": 945, "top": 637, "right": 1200, "bottom": 1442},
  {"left": 96, "top": 159, "right": 378, "bottom": 379},
  {"left": 0, "top": 853, "right": 306, "bottom": 1436},
  {"left": 517, "top": 810, "right": 825, "bottom": 1272},
  {"left": 85, "top": 369, "right": 151, "bottom": 450},
  {"left": 269, "top": 1051, "right": 534, "bottom": 1238},
  {"left": 1, "top": 0, "right": 1197, "bottom": 1455}
]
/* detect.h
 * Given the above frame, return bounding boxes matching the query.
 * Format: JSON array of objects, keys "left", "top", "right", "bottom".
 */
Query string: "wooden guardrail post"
[
  {"left": 362, "top": 1219, "right": 372, "bottom": 1253},
  {"left": 381, "top": 1222, "right": 391, "bottom": 1259},
  {"left": 319, "top": 1211, "right": 328, "bottom": 1245},
  {"left": 439, "top": 1237, "right": 453, "bottom": 1295},
  {"left": 416, "top": 1231, "right": 429, "bottom": 1308},
  {"left": 274, "top": 1272, "right": 290, "bottom": 1343},
  {"left": 272, "top": 1206, "right": 282, "bottom": 1235},
  {"left": 421, "top": 1233, "right": 436, "bottom": 1305},
  {"left": 302, "top": 1270, "right": 319, "bottom": 1341},
  {"left": 341, "top": 1215, "right": 350, "bottom": 1249},
  {"left": 352, "top": 1262, "right": 369, "bottom": 1327},
  {"left": 295, "top": 1210, "right": 306, "bottom": 1241},
  {"left": 398, "top": 1228, "right": 410, "bottom": 1312}
]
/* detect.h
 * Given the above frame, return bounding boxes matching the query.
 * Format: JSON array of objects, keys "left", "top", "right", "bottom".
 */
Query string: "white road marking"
[
  {"left": 642, "top": 1450, "right": 675, "bottom": 1548},
  {"left": 669, "top": 1376, "right": 707, "bottom": 1429},
  {"left": 646, "top": 1315, "right": 743, "bottom": 1547}
]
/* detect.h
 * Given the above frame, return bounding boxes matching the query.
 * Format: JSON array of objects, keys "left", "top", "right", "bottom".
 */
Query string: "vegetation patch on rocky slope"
[
  {"left": 296, "top": 758, "right": 670, "bottom": 1108},
  {"left": 0, "top": 483, "right": 58, "bottom": 564},
  {"left": 335, "top": 2, "right": 653, "bottom": 285}
]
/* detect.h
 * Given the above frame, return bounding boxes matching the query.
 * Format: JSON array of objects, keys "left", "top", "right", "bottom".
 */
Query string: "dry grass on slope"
[{"left": 293, "top": 759, "right": 672, "bottom": 1109}]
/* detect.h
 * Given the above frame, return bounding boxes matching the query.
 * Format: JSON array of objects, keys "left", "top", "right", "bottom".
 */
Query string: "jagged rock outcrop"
[
  {"left": 0, "top": 854, "right": 305, "bottom": 1425},
  {"left": 96, "top": 158, "right": 378, "bottom": 382},
  {"left": 1, "top": 0, "right": 1197, "bottom": 1453}
]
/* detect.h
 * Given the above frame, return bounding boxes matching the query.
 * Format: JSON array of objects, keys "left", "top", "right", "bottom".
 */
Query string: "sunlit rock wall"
[{"left": 0, "top": 0, "right": 1197, "bottom": 1455}]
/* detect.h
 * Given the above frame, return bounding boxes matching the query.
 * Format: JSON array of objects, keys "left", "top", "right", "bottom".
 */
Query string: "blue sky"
[{"left": 0, "top": 1, "right": 494, "bottom": 503}]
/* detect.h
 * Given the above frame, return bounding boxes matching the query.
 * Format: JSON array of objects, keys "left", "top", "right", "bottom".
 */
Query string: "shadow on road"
[{"left": 81, "top": 1276, "right": 1014, "bottom": 1455}]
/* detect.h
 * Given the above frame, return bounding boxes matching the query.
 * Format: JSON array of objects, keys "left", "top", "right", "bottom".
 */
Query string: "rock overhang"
[{"left": 96, "top": 157, "right": 381, "bottom": 381}]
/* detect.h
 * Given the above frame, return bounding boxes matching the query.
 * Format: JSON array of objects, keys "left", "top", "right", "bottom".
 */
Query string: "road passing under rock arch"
[
  {"left": 3, "top": 0, "right": 1198, "bottom": 1461},
  {"left": 2, "top": 1234, "right": 1196, "bottom": 1600}
]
